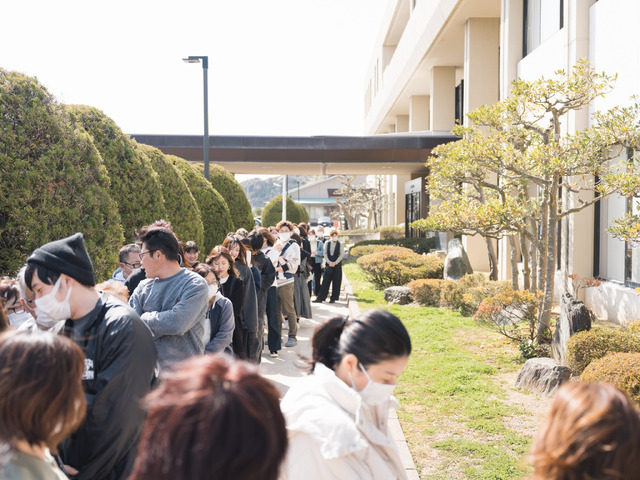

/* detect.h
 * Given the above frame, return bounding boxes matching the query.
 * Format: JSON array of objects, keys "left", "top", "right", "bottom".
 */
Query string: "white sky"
[{"left": 2, "top": 0, "right": 388, "bottom": 142}]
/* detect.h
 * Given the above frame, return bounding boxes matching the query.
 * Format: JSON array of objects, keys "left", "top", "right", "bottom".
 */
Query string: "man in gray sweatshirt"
[{"left": 129, "top": 224, "right": 209, "bottom": 369}]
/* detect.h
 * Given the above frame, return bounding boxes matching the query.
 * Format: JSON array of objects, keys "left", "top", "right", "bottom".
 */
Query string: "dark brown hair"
[
  {"left": 222, "top": 235, "right": 249, "bottom": 266},
  {"left": 137, "top": 223, "right": 181, "bottom": 262},
  {"left": 258, "top": 227, "right": 276, "bottom": 247},
  {"left": 129, "top": 355, "right": 287, "bottom": 480},
  {"left": 206, "top": 246, "right": 239, "bottom": 278},
  {"left": 276, "top": 220, "right": 294, "bottom": 231},
  {"left": 0, "top": 299, "right": 7, "bottom": 333},
  {"left": 0, "top": 331, "right": 86, "bottom": 453},
  {"left": 531, "top": 382, "right": 640, "bottom": 480}
]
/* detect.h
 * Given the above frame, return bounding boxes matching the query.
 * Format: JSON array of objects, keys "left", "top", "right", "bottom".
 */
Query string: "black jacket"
[{"left": 60, "top": 294, "right": 158, "bottom": 480}]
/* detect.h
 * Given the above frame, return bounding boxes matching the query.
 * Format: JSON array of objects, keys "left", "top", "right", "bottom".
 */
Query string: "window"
[
  {"left": 625, "top": 149, "right": 640, "bottom": 286},
  {"left": 455, "top": 81, "right": 464, "bottom": 126},
  {"left": 523, "top": 0, "right": 564, "bottom": 56}
]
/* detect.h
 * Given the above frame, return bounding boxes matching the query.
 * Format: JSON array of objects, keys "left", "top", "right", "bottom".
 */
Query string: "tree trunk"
[
  {"left": 485, "top": 237, "right": 499, "bottom": 281},
  {"left": 528, "top": 219, "right": 538, "bottom": 293},
  {"left": 537, "top": 180, "right": 558, "bottom": 342},
  {"left": 520, "top": 232, "right": 530, "bottom": 291},
  {"left": 509, "top": 235, "right": 519, "bottom": 290}
]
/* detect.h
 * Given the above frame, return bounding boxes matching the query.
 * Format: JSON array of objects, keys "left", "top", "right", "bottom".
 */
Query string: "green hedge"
[
  {"left": 0, "top": 69, "right": 124, "bottom": 280},
  {"left": 66, "top": 105, "right": 166, "bottom": 241},
  {"left": 261, "top": 194, "right": 308, "bottom": 227},
  {"left": 375, "top": 226, "right": 404, "bottom": 239},
  {"left": 353, "top": 237, "right": 436, "bottom": 255},
  {"left": 169, "top": 156, "right": 234, "bottom": 254},
  {"left": 356, "top": 246, "right": 444, "bottom": 289},
  {"left": 407, "top": 279, "right": 444, "bottom": 307},
  {"left": 139, "top": 145, "right": 204, "bottom": 247},
  {"left": 566, "top": 328, "right": 640, "bottom": 375},
  {"left": 205, "top": 163, "right": 253, "bottom": 231},
  {"left": 581, "top": 352, "right": 640, "bottom": 404}
]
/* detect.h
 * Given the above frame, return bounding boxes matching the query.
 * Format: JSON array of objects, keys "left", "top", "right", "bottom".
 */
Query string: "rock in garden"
[
  {"left": 443, "top": 238, "right": 473, "bottom": 280},
  {"left": 551, "top": 293, "right": 593, "bottom": 365},
  {"left": 514, "top": 357, "right": 571, "bottom": 396},
  {"left": 384, "top": 286, "right": 412, "bottom": 305}
]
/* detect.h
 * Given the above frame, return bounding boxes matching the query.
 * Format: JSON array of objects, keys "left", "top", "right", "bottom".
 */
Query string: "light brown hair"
[
  {"left": 0, "top": 331, "right": 86, "bottom": 453},
  {"left": 206, "top": 246, "right": 239, "bottom": 278},
  {"left": 531, "top": 382, "right": 640, "bottom": 480}
]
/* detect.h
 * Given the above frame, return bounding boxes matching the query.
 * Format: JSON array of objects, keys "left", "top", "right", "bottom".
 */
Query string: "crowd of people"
[{"left": 0, "top": 219, "right": 639, "bottom": 480}]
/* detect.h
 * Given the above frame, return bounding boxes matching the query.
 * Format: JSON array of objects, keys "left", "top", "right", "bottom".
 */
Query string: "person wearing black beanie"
[{"left": 24, "top": 233, "right": 158, "bottom": 480}]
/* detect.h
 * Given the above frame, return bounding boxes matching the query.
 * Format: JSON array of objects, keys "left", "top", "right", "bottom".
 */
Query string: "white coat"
[{"left": 280, "top": 363, "right": 407, "bottom": 480}]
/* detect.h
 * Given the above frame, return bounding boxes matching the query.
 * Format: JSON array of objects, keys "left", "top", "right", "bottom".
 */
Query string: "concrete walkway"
[{"left": 259, "top": 280, "right": 419, "bottom": 480}]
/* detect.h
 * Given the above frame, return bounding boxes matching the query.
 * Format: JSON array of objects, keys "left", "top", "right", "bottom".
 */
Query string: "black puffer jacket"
[{"left": 60, "top": 294, "right": 158, "bottom": 480}]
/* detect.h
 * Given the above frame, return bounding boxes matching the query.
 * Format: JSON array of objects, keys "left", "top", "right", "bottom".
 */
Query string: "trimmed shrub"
[
  {"left": 0, "top": 69, "right": 124, "bottom": 280},
  {"left": 407, "top": 279, "right": 444, "bottom": 307},
  {"left": 140, "top": 145, "right": 204, "bottom": 248},
  {"left": 356, "top": 247, "right": 444, "bottom": 289},
  {"left": 261, "top": 194, "right": 308, "bottom": 227},
  {"left": 461, "top": 280, "right": 512, "bottom": 316},
  {"left": 376, "top": 226, "right": 404, "bottom": 239},
  {"left": 474, "top": 288, "right": 540, "bottom": 341},
  {"left": 581, "top": 352, "right": 640, "bottom": 404},
  {"left": 441, "top": 273, "right": 488, "bottom": 312},
  {"left": 295, "top": 202, "right": 309, "bottom": 223},
  {"left": 206, "top": 163, "right": 253, "bottom": 231},
  {"left": 169, "top": 156, "right": 234, "bottom": 254},
  {"left": 565, "top": 328, "right": 640, "bottom": 376},
  {"left": 353, "top": 237, "right": 436, "bottom": 255},
  {"left": 349, "top": 244, "right": 398, "bottom": 257}
]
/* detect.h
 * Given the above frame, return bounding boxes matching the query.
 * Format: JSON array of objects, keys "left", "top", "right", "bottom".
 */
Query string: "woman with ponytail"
[{"left": 280, "top": 309, "right": 412, "bottom": 480}]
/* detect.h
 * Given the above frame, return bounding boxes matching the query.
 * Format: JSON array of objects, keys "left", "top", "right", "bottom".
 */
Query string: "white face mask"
[
  {"left": 279, "top": 232, "right": 291, "bottom": 242},
  {"left": 309, "top": 235, "right": 316, "bottom": 241},
  {"left": 34, "top": 277, "right": 72, "bottom": 323},
  {"left": 331, "top": 237, "right": 338, "bottom": 243},
  {"left": 350, "top": 362, "right": 396, "bottom": 406},
  {"left": 208, "top": 284, "right": 219, "bottom": 300},
  {"left": 35, "top": 310, "right": 61, "bottom": 329},
  {"left": 8, "top": 310, "right": 31, "bottom": 326}
]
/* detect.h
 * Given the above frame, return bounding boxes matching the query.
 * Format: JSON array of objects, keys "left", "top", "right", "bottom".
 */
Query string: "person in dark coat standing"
[
  {"left": 25, "top": 233, "right": 158, "bottom": 480},
  {"left": 313, "top": 229, "right": 344, "bottom": 304}
]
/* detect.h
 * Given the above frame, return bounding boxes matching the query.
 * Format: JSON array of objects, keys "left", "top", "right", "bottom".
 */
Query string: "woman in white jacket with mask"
[{"left": 280, "top": 309, "right": 411, "bottom": 480}]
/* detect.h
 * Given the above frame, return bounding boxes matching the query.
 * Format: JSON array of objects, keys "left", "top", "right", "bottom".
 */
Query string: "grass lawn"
[{"left": 343, "top": 261, "right": 543, "bottom": 480}]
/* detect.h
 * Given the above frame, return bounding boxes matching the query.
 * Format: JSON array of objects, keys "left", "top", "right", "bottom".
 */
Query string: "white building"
[{"left": 364, "top": 0, "right": 640, "bottom": 323}]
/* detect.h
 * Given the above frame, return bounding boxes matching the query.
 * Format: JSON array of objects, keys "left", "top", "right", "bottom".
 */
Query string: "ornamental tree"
[{"left": 413, "top": 60, "right": 640, "bottom": 341}]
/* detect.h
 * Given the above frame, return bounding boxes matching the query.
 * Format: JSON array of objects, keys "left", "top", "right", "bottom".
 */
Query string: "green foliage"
[
  {"left": 356, "top": 247, "right": 444, "bottom": 289},
  {"left": 566, "top": 328, "right": 640, "bottom": 375},
  {"left": 375, "top": 225, "right": 403, "bottom": 239},
  {"left": 349, "top": 244, "right": 398, "bottom": 257},
  {"left": 139, "top": 145, "right": 204, "bottom": 247},
  {"left": 207, "top": 163, "right": 253, "bottom": 231},
  {"left": 581, "top": 352, "right": 640, "bottom": 404},
  {"left": 261, "top": 194, "right": 308, "bottom": 227},
  {"left": 0, "top": 69, "right": 123, "bottom": 280},
  {"left": 407, "top": 279, "right": 444, "bottom": 307},
  {"left": 169, "top": 156, "right": 234, "bottom": 254},
  {"left": 352, "top": 236, "right": 436, "bottom": 255},
  {"left": 474, "top": 288, "right": 541, "bottom": 343},
  {"left": 441, "top": 273, "right": 488, "bottom": 312},
  {"left": 295, "top": 201, "right": 309, "bottom": 223},
  {"left": 65, "top": 105, "right": 166, "bottom": 241}
]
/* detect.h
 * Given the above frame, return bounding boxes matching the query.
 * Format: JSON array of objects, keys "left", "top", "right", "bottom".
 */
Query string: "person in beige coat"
[{"left": 280, "top": 309, "right": 411, "bottom": 479}]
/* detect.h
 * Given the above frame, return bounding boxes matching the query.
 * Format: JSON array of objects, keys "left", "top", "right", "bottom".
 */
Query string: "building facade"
[{"left": 364, "top": 0, "right": 640, "bottom": 323}]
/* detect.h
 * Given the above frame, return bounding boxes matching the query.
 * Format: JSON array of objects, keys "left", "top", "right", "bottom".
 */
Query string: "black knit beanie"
[{"left": 27, "top": 233, "right": 96, "bottom": 286}]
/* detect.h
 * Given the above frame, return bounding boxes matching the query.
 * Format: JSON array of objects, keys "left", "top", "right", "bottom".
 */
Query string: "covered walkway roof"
[{"left": 130, "top": 131, "right": 457, "bottom": 175}]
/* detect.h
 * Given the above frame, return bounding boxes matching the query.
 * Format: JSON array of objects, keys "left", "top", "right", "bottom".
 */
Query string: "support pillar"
[
  {"left": 409, "top": 95, "right": 429, "bottom": 131},
  {"left": 430, "top": 67, "right": 456, "bottom": 131}
]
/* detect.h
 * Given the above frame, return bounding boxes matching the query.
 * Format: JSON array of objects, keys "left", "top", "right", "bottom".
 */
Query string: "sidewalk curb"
[{"left": 342, "top": 275, "right": 419, "bottom": 480}]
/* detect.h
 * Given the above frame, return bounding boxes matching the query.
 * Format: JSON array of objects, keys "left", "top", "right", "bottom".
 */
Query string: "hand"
[
  {"left": 63, "top": 465, "right": 79, "bottom": 476},
  {"left": 329, "top": 262, "right": 335, "bottom": 267},
  {"left": 274, "top": 243, "right": 283, "bottom": 252},
  {"left": 276, "top": 266, "right": 283, "bottom": 273}
]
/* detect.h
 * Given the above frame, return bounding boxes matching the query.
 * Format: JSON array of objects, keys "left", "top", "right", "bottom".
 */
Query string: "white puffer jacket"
[{"left": 279, "top": 363, "right": 407, "bottom": 480}]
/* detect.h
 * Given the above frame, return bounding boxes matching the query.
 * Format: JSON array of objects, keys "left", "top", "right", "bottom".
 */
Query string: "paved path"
[{"left": 259, "top": 280, "right": 419, "bottom": 480}]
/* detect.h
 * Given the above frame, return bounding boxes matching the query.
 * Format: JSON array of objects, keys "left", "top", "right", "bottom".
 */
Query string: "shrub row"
[
  {"left": 581, "top": 352, "right": 640, "bottom": 404},
  {"left": 352, "top": 236, "right": 437, "bottom": 255},
  {"left": 357, "top": 247, "right": 444, "bottom": 289},
  {"left": 0, "top": 69, "right": 249, "bottom": 279},
  {"left": 375, "top": 226, "right": 404, "bottom": 239},
  {"left": 565, "top": 328, "right": 640, "bottom": 375},
  {"left": 261, "top": 194, "right": 309, "bottom": 228}
]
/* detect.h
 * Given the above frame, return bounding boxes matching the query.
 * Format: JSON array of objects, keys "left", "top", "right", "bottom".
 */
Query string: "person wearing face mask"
[
  {"left": 274, "top": 221, "right": 300, "bottom": 348},
  {"left": 280, "top": 309, "right": 411, "bottom": 480},
  {"left": 192, "top": 263, "right": 234, "bottom": 355},
  {"left": 14, "top": 266, "right": 66, "bottom": 333},
  {"left": 313, "top": 229, "right": 344, "bottom": 304},
  {"left": 0, "top": 276, "right": 31, "bottom": 328},
  {"left": 24, "top": 233, "right": 158, "bottom": 480}
]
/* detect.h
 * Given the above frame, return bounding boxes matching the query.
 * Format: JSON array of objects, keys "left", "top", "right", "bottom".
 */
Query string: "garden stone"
[
  {"left": 384, "top": 286, "right": 412, "bottom": 305},
  {"left": 443, "top": 238, "right": 473, "bottom": 280},
  {"left": 551, "top": 293, "right": 593, "bottom": 365},
  {"left": 514, "top": 357, "right": 571, "bottom": 396}
]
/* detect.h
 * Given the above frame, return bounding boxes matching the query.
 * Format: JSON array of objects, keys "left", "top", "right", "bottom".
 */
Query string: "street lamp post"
[{"left": 182, "top": 55, "right": 209, "bottom": 180}]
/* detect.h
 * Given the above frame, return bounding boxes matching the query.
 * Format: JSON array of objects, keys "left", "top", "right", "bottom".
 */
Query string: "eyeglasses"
[
  {"left": 6, "top": 304, "right": 24, "bottom": 314},
  {"left": 122, "top": 261, "right": 142, "bottom": 269},
  {"left": 139, "top": 250, "right": 157, "bottom": 261}
]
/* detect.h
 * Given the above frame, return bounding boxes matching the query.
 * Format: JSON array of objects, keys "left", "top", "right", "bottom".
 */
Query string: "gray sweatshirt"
[{"left": 129, "top": 268, "right": 209, "bottom": 369}]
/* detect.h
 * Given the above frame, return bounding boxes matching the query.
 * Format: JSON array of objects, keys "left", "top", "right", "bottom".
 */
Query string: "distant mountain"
[{"left": 241, "top": 175, "right": 325, "bottom": 210}]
